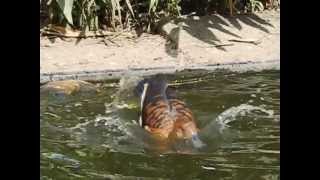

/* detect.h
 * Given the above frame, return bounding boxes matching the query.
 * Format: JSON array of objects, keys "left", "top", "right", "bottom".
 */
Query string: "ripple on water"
[{"left": 40, "top": 70, "right": 280, "bottom": 179}]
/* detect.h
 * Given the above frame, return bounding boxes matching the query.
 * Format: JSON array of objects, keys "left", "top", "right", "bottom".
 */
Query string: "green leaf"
[
  {"left": 125, "top": 0, "right": 135, "bottom": 19},
  {"left": 55, "top": 0, "right": 74, "bottom": 25},
  {"left": 256, "top": 1, "right": 264, "bottom": 11},
  {"left": 149, "top": 0, "right": 158, "bottom": 14},
  {"left": 114, "top": 0, "right": 123, "bottom": 28},
  {"left": 110, "top": 0, "right": 116, "bottom": 27}
]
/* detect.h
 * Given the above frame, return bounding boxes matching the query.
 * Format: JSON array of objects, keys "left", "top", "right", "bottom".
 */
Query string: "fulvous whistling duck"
[{"left": 135, "top": 75, "right": 205, "bottom": 148}]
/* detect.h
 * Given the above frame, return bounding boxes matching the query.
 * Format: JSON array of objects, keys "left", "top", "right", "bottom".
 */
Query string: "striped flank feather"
[{"left": 135, "top": 75, "right": 200, "bottom": 140}]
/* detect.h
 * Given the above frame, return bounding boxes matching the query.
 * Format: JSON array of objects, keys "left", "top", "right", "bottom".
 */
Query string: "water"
[{"left": 40, "top": 70, "right": 280, "bottom": 179}]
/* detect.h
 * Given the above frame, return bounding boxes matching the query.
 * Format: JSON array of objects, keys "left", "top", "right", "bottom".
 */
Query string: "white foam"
[
  {"left": 94, "top": 115, "right": 132, "bottom": 135},
  {"left": 69, "top": 121, "right": 91, "bottom": 132},
  {"left": 201, "top": 166, "right": 216, "bottom": 171},
  {"left": 216, "top": 104, "right": 275, "bottom": 132}
]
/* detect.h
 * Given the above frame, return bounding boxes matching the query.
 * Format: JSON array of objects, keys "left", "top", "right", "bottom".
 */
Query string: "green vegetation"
[{"left": 40, "top": 0, "right": 279, "bottom": 32}]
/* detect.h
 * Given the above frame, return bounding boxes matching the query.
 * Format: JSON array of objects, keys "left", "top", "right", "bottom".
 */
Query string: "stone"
[{"left": 40, "top": 80, "right": 98, "bottom": 97}]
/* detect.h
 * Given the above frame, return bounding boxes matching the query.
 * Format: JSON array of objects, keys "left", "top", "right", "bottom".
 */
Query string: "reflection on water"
[{"left": 40, "top": 70, "right": 279, "bottom": 179}]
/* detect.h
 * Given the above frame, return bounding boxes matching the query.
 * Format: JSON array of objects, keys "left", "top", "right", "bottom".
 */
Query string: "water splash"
[
  {"left": 42, "top": 152, "right": 81, "bottom": 168},
  {"left": 93, "top": 115, "right": 132, "bottom": 136},
  {"left": 216, "top": 104, "right": 274, "bottom": 132},
  {"left": 198, "top": 103, "right": 275, "bottom": 150},
  {"left": 104, "top": 75, "right": 141, "bottom": 118},
  {"left": 56, "top": 75, "right": 151, "bottom": 153},
  {"left": 113, "top": 75, "right": 144, "bottom": 103},
  {"left": 104, "top": 101, "right": 137, "bottom": 114}
]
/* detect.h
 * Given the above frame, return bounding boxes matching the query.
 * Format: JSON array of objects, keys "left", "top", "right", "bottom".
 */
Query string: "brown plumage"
[
  {"left": 142, "top": 99, "right": 195, "bottom": 137},
  {"left": 136, "top": 76, "right": 205, "bottom": 148}
]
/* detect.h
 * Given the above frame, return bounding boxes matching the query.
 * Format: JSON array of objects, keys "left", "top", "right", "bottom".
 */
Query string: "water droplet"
[
  {"left": 257, "top": 88, "right": 261, "bottom": 93},
  {"left": 201, "top": 166, "right": 216, "bottom": 171}
]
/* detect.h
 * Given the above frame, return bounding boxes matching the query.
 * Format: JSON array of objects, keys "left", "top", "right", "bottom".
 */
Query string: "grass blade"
[
  {"left": 125, "top": 0, "right": 135, "bottom": 19},
  {"left": 55, "top": 0, "right": 74, "bottom": 25}
]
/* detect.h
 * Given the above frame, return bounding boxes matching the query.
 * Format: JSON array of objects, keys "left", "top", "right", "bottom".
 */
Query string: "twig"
[
  {"left": 196, "top": 43, "right": 234, "bottom": 48},
  {"left": 41, "top": 26, "right": 135, "bottom": 39},
  {"left": 101, "top": 31, "right": 125, "bottom": 47},
  {"left": 228, "top": 38, "right": 262, "bottom": 45},
  {"left": 104, "top": 38, "right": 121, "bottom": 47},
  {"left": 213, "top": 43, "right": 234, "bottom": 47},
  {"left": 42, "top": 30, "right": 133, "bottom": 38}
]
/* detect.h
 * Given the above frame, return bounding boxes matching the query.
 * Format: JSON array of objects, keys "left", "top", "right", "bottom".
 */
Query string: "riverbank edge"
[{"left": 40, "top": 59, "right": 279, "bottom": 84}]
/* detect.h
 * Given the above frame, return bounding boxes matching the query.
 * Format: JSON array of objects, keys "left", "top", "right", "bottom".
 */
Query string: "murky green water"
[{"left": 40, "top": 70, "right": 279, "bottom": 180}]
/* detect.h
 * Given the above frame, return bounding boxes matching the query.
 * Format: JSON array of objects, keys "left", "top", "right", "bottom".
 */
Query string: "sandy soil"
[{"left": 40, "top": 10, "right": 279, "bottom": 82}]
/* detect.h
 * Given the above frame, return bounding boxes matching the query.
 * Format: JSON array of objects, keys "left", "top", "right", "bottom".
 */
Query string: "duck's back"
[{"left": 136, "top": 76, "right": 194, "bottom": 129}]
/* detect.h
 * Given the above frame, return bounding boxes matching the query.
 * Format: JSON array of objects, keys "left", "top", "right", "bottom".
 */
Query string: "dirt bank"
[{"left": 40, "top": 10, "right": 279, "bottom": 83}]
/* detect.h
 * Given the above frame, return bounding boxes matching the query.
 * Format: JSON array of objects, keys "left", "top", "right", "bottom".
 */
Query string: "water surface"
[{"left": 40, "top": 70, "right": 280, "bottom": 179}]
